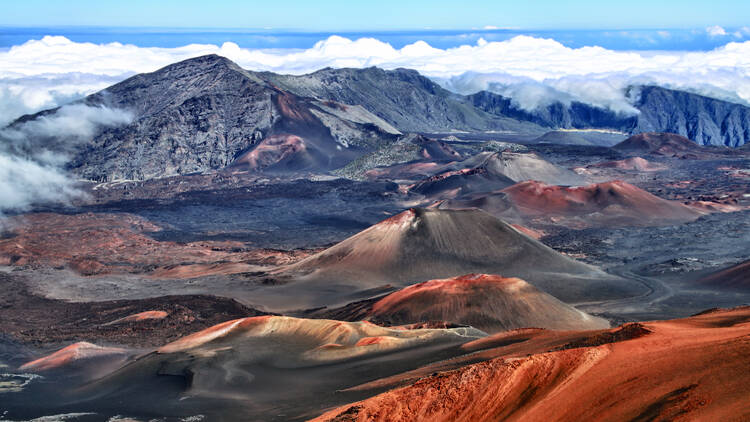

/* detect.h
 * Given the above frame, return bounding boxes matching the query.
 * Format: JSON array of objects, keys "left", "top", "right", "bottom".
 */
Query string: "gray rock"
[
  {"left": 8, "top": 56, "right": 749, "bottom": 183},
  {"left": 469, "top": 86, "right": 750, "bottom": 147},
  {"left": 12, "top": 55, "right": 402, "bottom": 182}
]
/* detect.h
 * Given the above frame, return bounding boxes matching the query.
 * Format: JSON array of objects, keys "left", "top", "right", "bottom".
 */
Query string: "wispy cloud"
[
  {"left": 0, "top": 104, "right": 133, "bottom": 214},
  {"left": 0, "top": 154, "right": 81, "bottom": 216},
  {"left": 706, "top": 25, "right": 728, "bottom": 37},
  {"left": 0, "top": 73, "right": 125, "bottom": 127}
]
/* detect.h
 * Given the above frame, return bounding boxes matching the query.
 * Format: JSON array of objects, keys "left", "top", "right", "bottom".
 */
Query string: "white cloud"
[
  {"left": 0, "top": 74, "right": 125, "bottom": 126},
  {"left": 733, "top": 26, "right": 750, "bottom": 38},
  {"left": 0, "top": 104, "right": 133, "bottom": 214},
  {"left": 1, "top": 104, "right": 133, "bottom": 143},
  {"left": 2, "top": 34, "right": 750, "bottom": 120},
  {"left": 0, "top": 154, "right": 82, "bottom": 215},
  {"left": 706, "top": 25, "right": 728, "bottom": 37}
]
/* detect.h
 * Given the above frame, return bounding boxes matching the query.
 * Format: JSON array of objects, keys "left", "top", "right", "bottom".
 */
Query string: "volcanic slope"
[
  {"left": 409, "top": 166, "right": 515, "bottom": 199},
  {"left": 590, "top": 156, "right": 666, "bottom": 172},
  {"left": 532, "top": 130, "right": 626, "bottom": 146},
  {"left": 314, "top": 274, "right": 610, "bottom": 333},
  {"left": 500, "top": 180, "right": 703, "bottom": 228},
  {"left": 270, "top": 208, "right": 644, "bottom": 308},
  {"left": 613, "top": 132, "right": 712, "bottom": 158},
  {"left": 20, "top": 341, "right": 127, "bottom": 372},
  {"left": 435, "top": 191, "right": 523, "bottom": 224},
  {"left": 408, "top": 151, "right": 582, "bottom": 198},
  {"left": 64, "top": 316, "right": 484, "bottom": 420},
  {"left": 263, "top": 66, "right": 545, "bottom": 134},
  {"left": 334, "top": 134, "right": 461, "bottom": 180},
  {"left": 313, "top": 307, "right": 750, "bottom": 422},
  {"left": 455, "top": 151, "right": 582, "bottom": 186},
  {"left": 10, "top": 55, "right": 401, "bottom": 181},
  {"left": 697, "top": 260, "right": 750, "bottom": 290}
]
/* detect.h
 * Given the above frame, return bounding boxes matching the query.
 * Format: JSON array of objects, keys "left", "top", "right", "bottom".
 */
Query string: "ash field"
[{"left": 1, "top": 56, "right": 749, "bottom": 422}]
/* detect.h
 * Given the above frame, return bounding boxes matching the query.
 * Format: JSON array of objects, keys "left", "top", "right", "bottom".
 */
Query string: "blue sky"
[{"left": 1, "top": 0, "right": 749, "bottom": 31}]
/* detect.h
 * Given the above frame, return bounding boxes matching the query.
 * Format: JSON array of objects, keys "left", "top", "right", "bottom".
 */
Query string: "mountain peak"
[{"left": 279, "top": 207, "right": 643, "bottom": 305}]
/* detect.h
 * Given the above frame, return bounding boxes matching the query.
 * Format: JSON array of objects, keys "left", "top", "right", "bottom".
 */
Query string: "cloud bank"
[
  {"left": 0, "top": 104, "right": 133, "bottom": 214},
  {"left": 2, "top": 34, "right": 750, "bottom": 122}
]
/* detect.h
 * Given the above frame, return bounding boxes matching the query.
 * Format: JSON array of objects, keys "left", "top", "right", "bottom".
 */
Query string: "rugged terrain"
[
  {"left": 1, "top": 55, "right": 749, "bottom": 422},
  {"left": 6, "top": 55, "right": 750, "bottom": 185},
  {"left": 307, "top": 273, "right": 610, "bottom": 333},
  {"left": 314, "top": 307, "right": 750, "bottom": 422}
]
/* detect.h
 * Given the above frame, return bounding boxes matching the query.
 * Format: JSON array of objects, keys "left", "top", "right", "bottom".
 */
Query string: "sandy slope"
[
  {"left": 275, "top": 208, "right": 641, "bottom": 306},
  {"left": 315, "top": 274, "right": 609, "bottom": 333},
  {"left": 501, "top": 180, "right": 703, "bottom": 227},
  {"left": 312, "top": 307, "right": 750, "bottom": 422}
]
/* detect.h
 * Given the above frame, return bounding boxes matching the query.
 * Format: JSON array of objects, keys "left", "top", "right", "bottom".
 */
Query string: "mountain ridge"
[{"left": 6, "top": 55, "right": 750, "bottom": 182}]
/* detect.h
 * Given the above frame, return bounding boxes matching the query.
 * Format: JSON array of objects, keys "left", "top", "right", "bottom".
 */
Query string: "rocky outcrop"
[
  {"left": 471, "top": 86, "right": 750, "bottom": 147},
  {"left": 631, "top": 85, "right": 750, "bottom": 147},
  {"left": 9, "top": 58, "right": 749, "bottom": 183},
  {"left": 264, "top": 67, "right": 545, "bottom": 134},
  {"left": 333, "top": 133, "right": 460, "bottom": 180},
  {"left": 13, "top": 55, "right": 401, "bottom": 181}
]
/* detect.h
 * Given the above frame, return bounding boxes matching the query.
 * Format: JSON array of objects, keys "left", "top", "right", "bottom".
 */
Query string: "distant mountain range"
[
  {"left": 266, "top": 65, "right": 750, "bottom": 147},
  {"left": 6, "top": 54, "right": 749, "bottom": 181},
  {"left": 468, "top": 86, "right": 750, "bottom": 148}
]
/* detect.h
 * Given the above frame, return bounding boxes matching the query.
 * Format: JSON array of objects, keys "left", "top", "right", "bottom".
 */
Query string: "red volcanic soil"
[
  {"left": 105, "top": 310, "right": 169, "bottom": 325},
  {"left": 697, "top": 260, "right": 750, "bottom": 290},
  {"left": 233, "top": 133, "right": 306, "bottom": 170},
  {"left": 276, "top": 91, "right": 318, "bottom": 123},
  {"left": 0, "top": 212, "right": 313, "bottom": 277},
  {"left": 591, "top": 156, "right": 666, "bottom": 172},
  {"left": 613, "top": 132, "right": 709, "bottom": 158},
  {"left": 364, "top": 274, "right": 608, "bottom": 333},
  {"left": 501, "top": 180, "right": 703, "bottom": 228},
  {"left": 19, "top": 342, "right": 127, "bottom": 372},
  {"left": 412, "top": 136, "right": 461, "bottom": 162},
  {"left": 510, "top": 224, "right": 544, "bottom": 239},
  {"left": 313, "top": 307, "right": 750, "bottom": 422}
]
